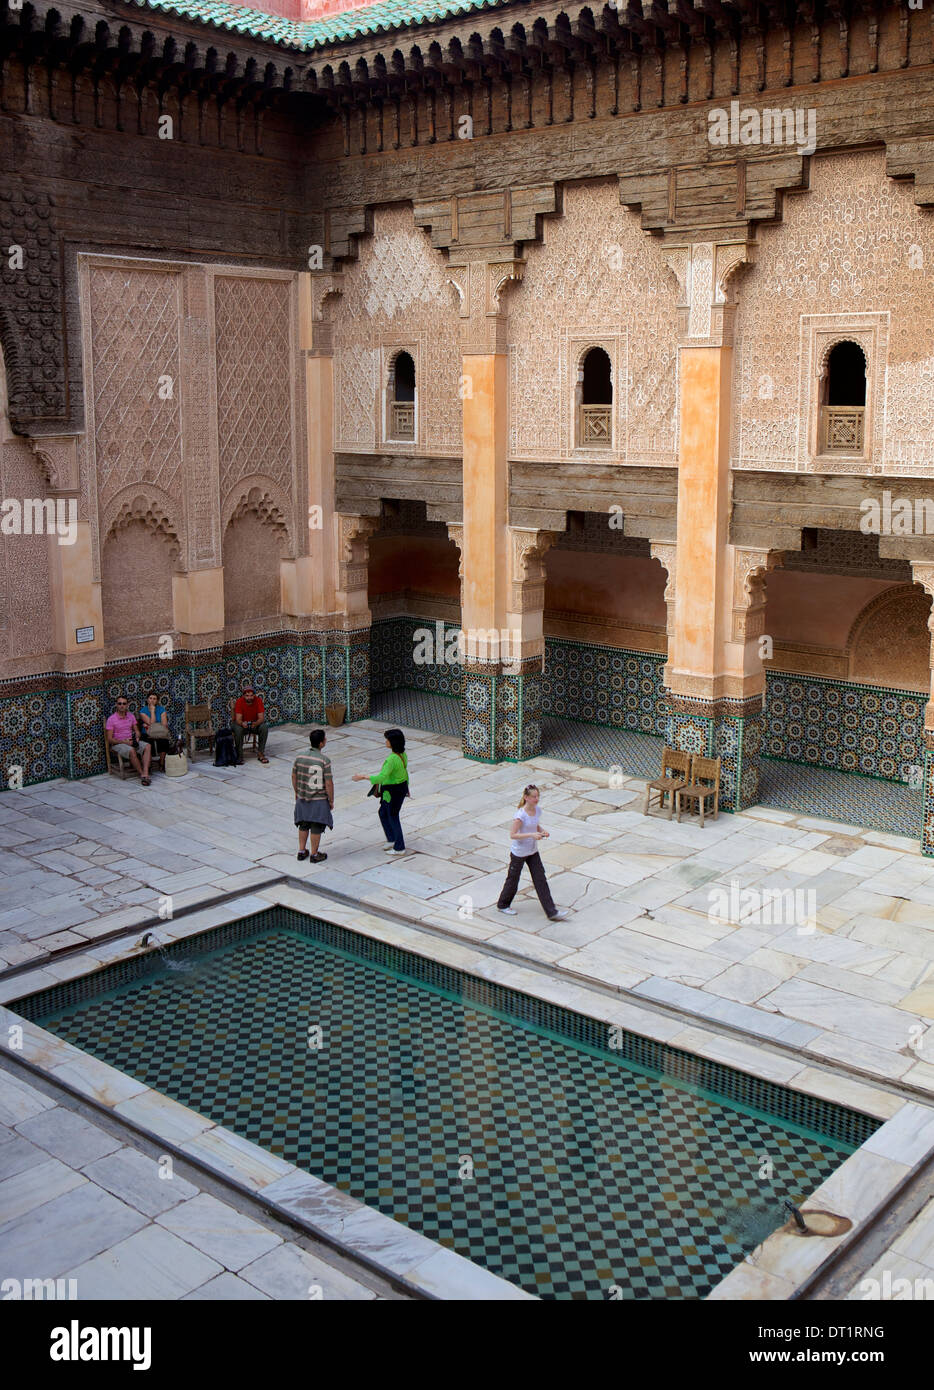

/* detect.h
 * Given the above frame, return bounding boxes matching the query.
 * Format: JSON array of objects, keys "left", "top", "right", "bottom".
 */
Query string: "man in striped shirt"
[{"left": 291, "top": 729, "right": 334, "bottom": 863}]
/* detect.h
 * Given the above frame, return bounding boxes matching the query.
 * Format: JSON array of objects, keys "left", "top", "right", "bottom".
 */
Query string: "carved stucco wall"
[
  {"left": 84, "top": 262, "right": 184, "bottom": 569},
  {"left": 332, "top": 205, "right": 461, "bottom": 456},
  {"left": 848, "top": 586, "right": 932, "bottom": 691},
  {"left": 223, "top": 511, "right": 286, "bottom": 628},
  {"left": 733, "top": 150, "right": 934, "bottom": 474},
  {"left": 508, "top": 179, "right": 680, "bottom": 465},
  {"left": 101, "top": 521, "right": 176, "bottom": 646},
  {"left": 0, "top": 434, "right": 55, "bottom": 664},
  {"left": 78, "top": 256, "right": 303, "bottom": 653},
  {"left": 214, "top": 273, "right": 301, "bottom": 551}
]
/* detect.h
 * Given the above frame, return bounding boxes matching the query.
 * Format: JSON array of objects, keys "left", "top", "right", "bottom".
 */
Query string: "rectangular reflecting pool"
[{"left": 14, "top": 907, "right": 880, "bottom": 1299}]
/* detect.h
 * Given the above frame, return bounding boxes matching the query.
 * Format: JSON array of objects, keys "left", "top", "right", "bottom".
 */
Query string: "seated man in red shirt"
[
  {"left": 105, "top": 696, "right": 153, "bottom": 785},
  {"left": 232, "top": 683, "right": 269, "bottom": 764}
]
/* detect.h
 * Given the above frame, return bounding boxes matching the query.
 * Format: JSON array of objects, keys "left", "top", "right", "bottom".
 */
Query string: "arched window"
[
  {"left": 388, "top": 350, "right": 416, "bottom": 441},
  {"left": 578, "top": 346, "right": 612, "bottom": 447},
  {"left": 821, "top": 341, "right": 867, "bottom": 454}
]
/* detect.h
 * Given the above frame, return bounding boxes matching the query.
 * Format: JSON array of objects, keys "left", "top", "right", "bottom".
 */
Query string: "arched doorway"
[{"left": 368, "top": 499, "right": 462, "bottom": 734}]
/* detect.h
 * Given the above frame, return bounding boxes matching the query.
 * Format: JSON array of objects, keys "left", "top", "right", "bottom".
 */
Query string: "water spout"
[
  {"left": 138, "top": 930, "right": 191, "bottom": 972},
  {"left": 784, "top": 1199, "right": 808, "bottom": 1232}
]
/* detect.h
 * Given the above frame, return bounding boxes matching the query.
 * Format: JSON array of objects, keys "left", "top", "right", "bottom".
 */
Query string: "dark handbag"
[
  {"left": 213, "top": 727, "right": 238, "bottom": 768},
  {"left": 367, "top": 782, "right": 382, "bottom": 799}
]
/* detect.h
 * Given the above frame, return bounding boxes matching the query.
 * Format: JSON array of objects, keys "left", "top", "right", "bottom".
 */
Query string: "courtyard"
[{"left": 1, "top": 720, "right": 933, "bottom": 1300}]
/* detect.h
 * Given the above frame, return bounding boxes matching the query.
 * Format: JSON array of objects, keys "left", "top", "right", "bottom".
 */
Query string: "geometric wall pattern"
[
  {"left": 0, "top": 631, "right": 371, "bottom": 789},
  {"left": 370, "top": 616, "right": 463, "bottom": 699},
  {"left": 541, "top": 639, "right": 667, "bottom": 735},
  {"left": 764, "top": 673, "right": 923, "bottom": 784}
]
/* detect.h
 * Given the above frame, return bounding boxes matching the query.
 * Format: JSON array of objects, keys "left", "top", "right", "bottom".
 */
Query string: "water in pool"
[{"left": 33, "top": 925, "right": 857, "bottom": 1298}]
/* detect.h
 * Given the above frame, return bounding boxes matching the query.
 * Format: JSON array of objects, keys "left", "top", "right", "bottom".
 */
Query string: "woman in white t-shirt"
[{"left": 496, "top": 784, "right": 568, "bottom": 921}]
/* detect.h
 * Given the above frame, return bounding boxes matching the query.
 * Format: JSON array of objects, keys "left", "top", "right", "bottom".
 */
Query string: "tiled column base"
[
  {"left": 921, "top": 747, "right": 934, "bottom": 856},
  {"left": 463, "top": 664, "right": 543, "bottom": 764},
  {"left": 302, "top": 630, "right": 370, "bottom": 726},
  {"left": 665, "top": 696, "right": 764, "bottom": 812}
]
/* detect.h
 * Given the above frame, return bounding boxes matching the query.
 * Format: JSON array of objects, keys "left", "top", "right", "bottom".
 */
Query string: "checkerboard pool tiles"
[{"left": 22, "top": 915, "right": 872, "bottom": 1300}]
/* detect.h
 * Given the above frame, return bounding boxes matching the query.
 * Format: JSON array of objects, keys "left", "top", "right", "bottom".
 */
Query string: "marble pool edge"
[{"left": 2, "top": 885, "right": 933, "bottom": 1302}]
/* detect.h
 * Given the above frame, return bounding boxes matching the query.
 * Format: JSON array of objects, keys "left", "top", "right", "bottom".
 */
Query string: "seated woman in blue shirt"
[{"left": 138, "top": 693, "right": 175, "bottom": 771}]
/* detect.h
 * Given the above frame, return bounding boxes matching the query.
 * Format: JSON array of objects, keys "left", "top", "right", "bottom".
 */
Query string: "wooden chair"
[
  {"left": 675, "top": 754, "right": 721, "bottom": 827},
  {"left": 104, "top": 724, "right": 138, "bottom": 781},
  {"left": 184, "top": 702, "right": 215, "bottom": 762},
  {"left": 643, "top": 748, "right": 691, "bottom": 819}
]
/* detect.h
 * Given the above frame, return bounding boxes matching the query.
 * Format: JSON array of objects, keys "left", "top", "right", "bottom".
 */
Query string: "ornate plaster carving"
[
  {"left": 847, "top": 583, "right": 932, "bottom": 691},
  {"left": 650, "top": 541, "right": 677, "bottom": 604},
  {"left": 509, "top": 182, "right": 678, "bottom": 464},
  {"left": 688, "top": 242, "right": 714, "bottom": 340},
  {"left": 731, "top": 547, "right": 782, "bottom": 644},
  {"left": 224, "top": 482, "right": 292, "bottom": 555},
  {"left": 911, "top": 561, "right": 934, "bottom": 601},
  {"left": 446, "top": 523, "right": 464, "bottom": 579},
  {"left": 222, "top": 475, "right": 294, "bottom": 556},
  {"left": 29, "top": 435, "right": 79, "bottom": 494},
  {"left": 332, "top": 206, "right": 461, "bottom": 455},
  {"left": 733, "top": 151, "right": 934, "bottom": 476},
  {"left": 337, "top": 513, "right": 379, "bottom": 592},
  {"left": 488, "top": 260, "right": 525, "bottom": 314},
  {"left": 661, "top": 238, "right": 752, "bottom": 346},
  {"left": 509, "top": 527, "right": 556, "bottom": 611},
  {"left": 104, "top": 489, "right": 183, "bottom": 569},
  {"left": 308, "top": 272, "right": 344, "bottom": 355}
]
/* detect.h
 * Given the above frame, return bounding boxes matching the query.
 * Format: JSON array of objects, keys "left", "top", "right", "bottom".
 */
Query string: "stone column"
[
  {"left": 502, "top": 527, "right": 556, "bottom": 760},
  {"left": 35, "top": 436, "right": 105, "bottom": 665},
  {"left": 910, "top": 561, "right": 934, "bottom": 855},
  {"left": 291, "top": 272, "right": 373, "bottom": 724},
  {"left": 661, "top": 240, "right": 769, "bottom": 810},
  {"left": 174, "top": 264, "right": 225, "bottom": 656},
  {"left": 27, "top": 435, "right": 107, "bottom": 780},
  {"left": 449, "top": 249, "right": 529, "bottom": 762}
]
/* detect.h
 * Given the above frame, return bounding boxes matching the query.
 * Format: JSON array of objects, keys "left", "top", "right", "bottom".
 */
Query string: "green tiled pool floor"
[{"left": 35, "top": 926, "right": 856, "bottom": 1299}]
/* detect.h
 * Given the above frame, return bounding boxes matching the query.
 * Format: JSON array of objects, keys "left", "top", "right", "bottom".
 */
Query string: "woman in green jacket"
[{"left": 352, "top": 728, "right": 409, "bottom": 854}]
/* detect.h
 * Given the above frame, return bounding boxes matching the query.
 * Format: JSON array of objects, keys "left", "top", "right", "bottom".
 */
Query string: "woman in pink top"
[{"left": 105, "top": 696, "right": 152, "bottom": 785}]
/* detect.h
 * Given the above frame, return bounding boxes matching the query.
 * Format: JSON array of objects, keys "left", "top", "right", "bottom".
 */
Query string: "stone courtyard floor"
[{"left": 2, "top": 717, "right": 934, "bottom": 1299}]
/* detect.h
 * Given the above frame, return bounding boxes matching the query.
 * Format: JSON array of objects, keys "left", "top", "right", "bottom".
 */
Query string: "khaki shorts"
[{"left": 111, "top": 742, "right": 135, "bottom": 758}]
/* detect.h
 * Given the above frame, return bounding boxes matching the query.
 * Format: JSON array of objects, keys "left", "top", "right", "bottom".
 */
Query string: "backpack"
[{"left": 214, "top": 726, "right": 238, "bottom": 767}]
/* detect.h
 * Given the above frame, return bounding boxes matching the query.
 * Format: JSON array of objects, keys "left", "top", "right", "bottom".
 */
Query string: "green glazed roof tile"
[{"left": 129, "top": 0, "right": 506, "bottom": 50}]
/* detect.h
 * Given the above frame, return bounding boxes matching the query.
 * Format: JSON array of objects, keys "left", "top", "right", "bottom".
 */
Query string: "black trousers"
[
  {"left": 377, "top": 782, "right": 407, "bottom": 850},
  {"left": 497, "top": 852, "right": 557, "bottom": 917}
]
